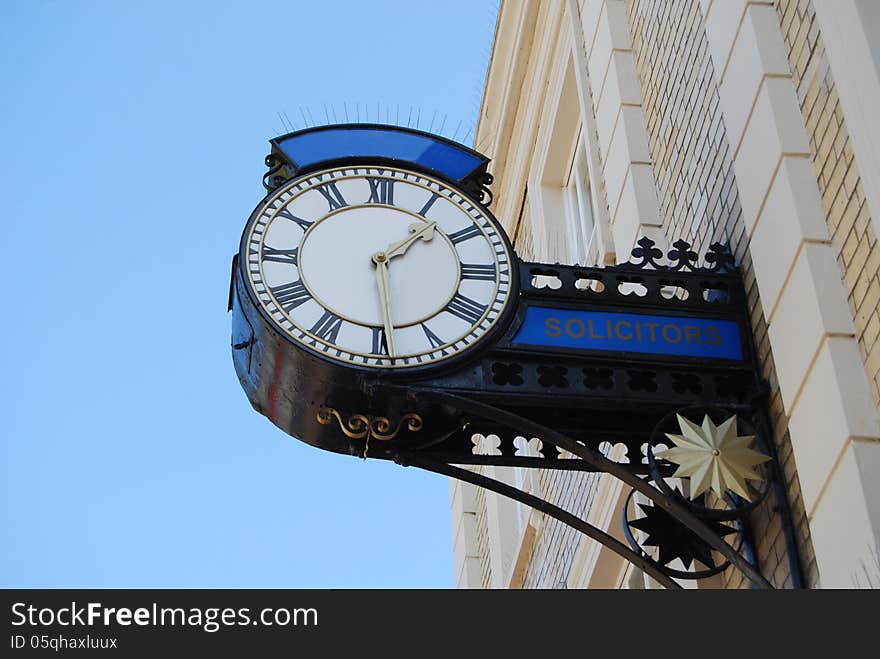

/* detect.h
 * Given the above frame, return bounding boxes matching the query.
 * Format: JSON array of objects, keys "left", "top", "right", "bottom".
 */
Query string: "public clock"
[{"left": 238, "top": 164, "right": 516, "bottom": 370}]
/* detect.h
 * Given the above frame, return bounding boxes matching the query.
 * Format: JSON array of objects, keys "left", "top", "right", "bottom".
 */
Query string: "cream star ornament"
[{"left": 654, "top": 414, "right": 770, "bottom": 501}]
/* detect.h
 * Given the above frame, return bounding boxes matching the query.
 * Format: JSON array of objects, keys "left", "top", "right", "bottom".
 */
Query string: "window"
[
  {"left": 532, "top": 128, "right": 596, "bottom": 266},
  {"left": 565, "top": 141, "right": 595, "bottom": 264},
  {"left": 519, "top": 54, "right": 607, "bottom": 267},
  {"left": 563, "top": 136, "right": 596, "bottom": 264}
]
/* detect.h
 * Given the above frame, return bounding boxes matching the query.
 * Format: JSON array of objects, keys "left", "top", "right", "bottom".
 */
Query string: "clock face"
[{"left": 240, "top": 165, "right": 515, "bottom": 369}]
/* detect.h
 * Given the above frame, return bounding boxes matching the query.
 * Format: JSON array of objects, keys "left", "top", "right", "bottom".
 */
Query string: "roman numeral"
[
  {"left": 418, "top": 192, "right": 440, "bottom": 216},
  {"left": 366, "top": 177, "right": 395, "bottom": 205},
  {"left": 371, "top": 327, "right": 389, "bottom": 356},
  {"left": 310, "top": 310, "right": 343, "bottom": 343},
  {"left": 447, "top": 224, "right": 482, "bottom": 244},
  {"left": 460, "top": 263, "right": 496, "bottom": 281},
  {"left": 261, "top": 245, "right": 298, "bottom": 265},
  {"left": 276, "top": 208, "right": 313, "bottom": 231},
  {"left": 446, "top": 293, "right": 487, "bottom": 325},
  {"left": 421, "top": 323, "right": 447, "bottom": 353},
  {"left": 270, "top": 280, "right": 310, "bottom": 312},
  {"left": 316, "top": 182, "right": 347, "bottom": 210}
]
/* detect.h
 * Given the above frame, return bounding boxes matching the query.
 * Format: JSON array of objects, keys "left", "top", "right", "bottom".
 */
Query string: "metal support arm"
[
  {"left": 398, "top": 389, "right": 773, "bottom": 589},
  {"left": 403, "top": 454, "right": 682, "bottom": 589}
]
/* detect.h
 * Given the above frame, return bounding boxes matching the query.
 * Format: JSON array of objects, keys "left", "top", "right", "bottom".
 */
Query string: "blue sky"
[{"left": 0, "top": 0, "right": 498, "bottom": 587}]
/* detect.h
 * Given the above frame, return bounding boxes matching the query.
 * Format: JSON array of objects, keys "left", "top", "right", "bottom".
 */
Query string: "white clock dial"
[{"left": 242, "top": 165, "right": 514, "bottom": 369}]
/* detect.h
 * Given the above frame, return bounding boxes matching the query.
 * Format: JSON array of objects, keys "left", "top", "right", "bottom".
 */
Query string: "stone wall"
[
  {"left": 625, "top": 0, "right": 818, "bottom": 587},
  {"left": 776, "top": 0, "right": 880, "bottom": 408}
]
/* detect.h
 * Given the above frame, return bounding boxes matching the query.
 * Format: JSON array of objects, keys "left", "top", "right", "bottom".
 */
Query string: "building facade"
[{"left": 450, "top": 0, "right": 880, "bottom": 588}]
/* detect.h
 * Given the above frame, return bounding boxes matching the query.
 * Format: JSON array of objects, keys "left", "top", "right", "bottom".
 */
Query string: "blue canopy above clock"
[{"left": 267, "top": 124, "right": 490, "bottom": 192}]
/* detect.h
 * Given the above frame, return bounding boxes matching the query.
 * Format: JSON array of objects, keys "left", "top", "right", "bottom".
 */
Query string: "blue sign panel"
[
  {"left": 512, "top": 307, "right": 744, "bottom": 360},
  {"left": 275, "top": 127, "right": 484, "bottom": 181}
]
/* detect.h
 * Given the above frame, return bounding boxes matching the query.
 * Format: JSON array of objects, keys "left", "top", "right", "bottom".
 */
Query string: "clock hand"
[
  {"left": 371, "top": 253, "right": 397, "bottom": 358},
  {"left": 383, "top": 221, "right": 436, "bottom": 261},
  {"left": 369, "top": 221, "right": 436, "bottom": 359}
]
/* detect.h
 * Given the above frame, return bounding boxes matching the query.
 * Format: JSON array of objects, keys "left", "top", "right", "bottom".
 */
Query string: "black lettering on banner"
[
  {"left": 276, "top": 208, "right": 313, "bottom": 231},
  {"left": 446, "top": 293, "right": 487, "bottom": 325},
  {"left": 366, "top": 177, "right": 395, "bottom": 205},
  {"left": 270, "top": 280, "right": 311, "bottom": 312},
  {"left": 317, "top": 182, "right": 348, "bottom": 210},
  {"left": 310, "top": 310, "right": 343, "bottom": 343},
  {"left": 261, "top": 245, "right": 299, "bottom": 265},
  {"left": 447, "top": 224, "right": 481, "bottom": 245},
  {"left": 460, "top": 263, "right": 497, "bottom": 281}
]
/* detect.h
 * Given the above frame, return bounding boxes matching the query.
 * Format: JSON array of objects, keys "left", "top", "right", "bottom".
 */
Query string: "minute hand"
[
  {"left": 373, "top": 259, "right": 397, "bottom": 357},
  {"left": 384, "top": 221, "right": 436, "bottom": 260}
]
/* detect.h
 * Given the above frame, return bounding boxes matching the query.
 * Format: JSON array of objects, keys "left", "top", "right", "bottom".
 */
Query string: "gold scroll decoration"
[{"left": 316, "top": 406, "right": 423, "bottom": 441}]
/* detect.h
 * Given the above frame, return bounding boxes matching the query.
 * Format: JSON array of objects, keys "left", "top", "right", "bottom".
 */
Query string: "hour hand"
[{"left": 384, "top": 221, "right": 436, "bottom": 260}]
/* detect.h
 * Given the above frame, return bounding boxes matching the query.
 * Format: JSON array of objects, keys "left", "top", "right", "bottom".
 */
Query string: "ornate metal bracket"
[
  {"left": 234, "top": 225, "right": 803, "bottom": 586},
  {"left": 262, "top": 153, "right": 288, "bottom": 191},
  {"left": 455, "top": 170, "right": 494, "bottom": 208},
  {"left": 389, "top": 243, "right": 801, "bottom": 588},
  {"left": 626, "top": 236, "right": 736, "bottom": 273},
  {"left": 394, "top": 391, "right": 777, "bottom": 589}
]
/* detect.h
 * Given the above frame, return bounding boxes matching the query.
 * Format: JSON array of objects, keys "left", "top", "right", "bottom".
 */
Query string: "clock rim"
[{"left": 237, "top": 161, "right": 521, "bottom": 376}]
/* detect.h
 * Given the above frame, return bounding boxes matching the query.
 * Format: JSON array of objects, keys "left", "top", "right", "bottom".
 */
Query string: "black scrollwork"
[
  {"left": 478, "top": 172, "right": 494, "bottom": 207},
  {"left": 262, "top": 153, "right": 287, "bottom": 191},
  {"left": 461, "top": 171, "right": 495, "bottom": 207}
]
